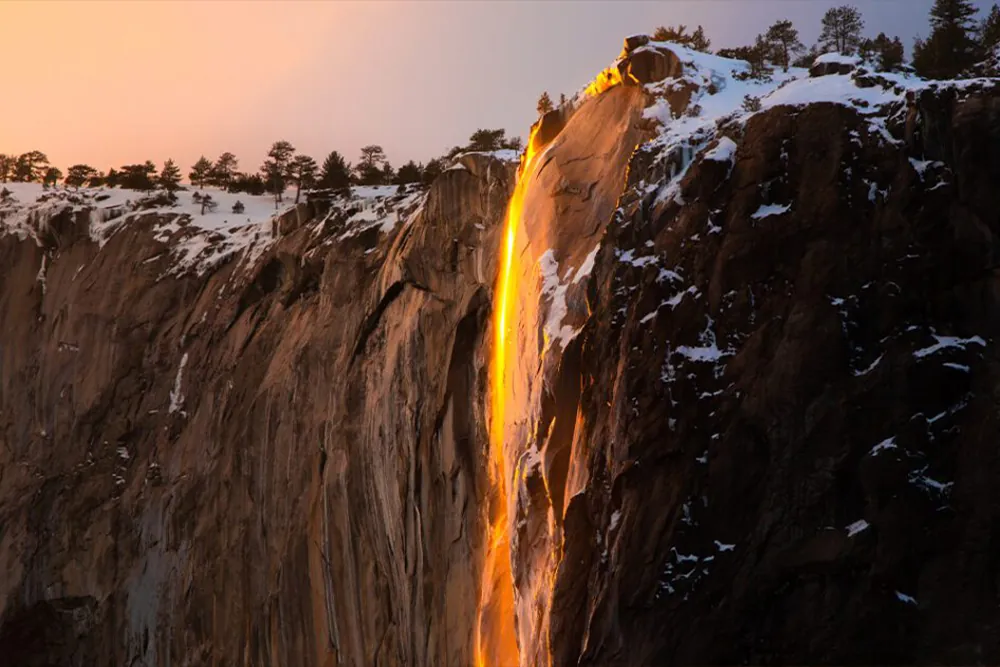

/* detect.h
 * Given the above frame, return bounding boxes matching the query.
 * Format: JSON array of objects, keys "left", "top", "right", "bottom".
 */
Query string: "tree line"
[
  {"left": 0, "top": 127, "right": 525, "bottom": 204},
  {"left": 6, "top": 0, "right": 993, "bottom": 201},
  {"left": 641, "top": 0, "right": 999, "bottom": 79}
]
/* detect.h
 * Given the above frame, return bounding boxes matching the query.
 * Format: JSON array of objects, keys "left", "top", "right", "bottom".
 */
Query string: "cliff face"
[
  {"left": 2, "top": 39, "right": 1000, "bottom": 667},
  {"left": 0, "top": 161, "right": 512, "bottom": 666}
]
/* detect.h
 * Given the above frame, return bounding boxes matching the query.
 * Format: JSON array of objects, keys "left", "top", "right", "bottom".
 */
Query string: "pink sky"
[{"left": 1, "top": 0, "right": 979, "bottom": 178}]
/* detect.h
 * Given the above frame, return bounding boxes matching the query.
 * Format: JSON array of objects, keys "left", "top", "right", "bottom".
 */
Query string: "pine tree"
[
  {"left": 394, "top": 160, "right": 423, "bottom": 185},
  {"left": 652, "top": 24, "right": 711, "bottom": 51},
  {"left": 14, "top": 151, "right": 49, "bottom": 182},
  {"left": 819, "top": 5, "right": 865, "bottom": 54},
  {"left": 914, "top": 0, "right": 981, "bottom": 78},
  {"left": 0, "top": 154, "right": 14, "bottom": 183},
  {"left": 189, "top": 156, "right": 212, "bottom": 188},
  {"left": 319, "top": 151, "right": 352, "bottom": 191},
  {"left": 210, "top": 152, "right": 238, "bottom": 188},
  {"left": 537, "top": 91, "right": 553, "bottom": 116},
  {"left": 559, "top": 93, "right": 567, "bottom": 106},
  {"left": 422, "top": 158, "right": 445, "bottom": 186},
  {"left": 118, "top": 162, "right": 158, "bottom": 191},
  {"left": 356, "top": 145, "right": 386, "bottom": 185},
  {"left": 872, "top": 33, "right": 906, "bottom": 71},
  {"left": 983, "top": 4, "right": 1000, "bottom": 51},
  {"left": 765, "top": 19, "right": 804, "bottom": 71},
  {"left": 159, "top": 159, "right": 182, "bottom": 192},
  {"left": 469, "top": 128, "right": 508, "bottom": 151},
  {"left": 381, "top": 162, "right": 395, "bottom": 185},
  {"left": 65, "top": 164, "right": 97, "bottom": 188},
  {"left": 261, "top": 140, "right": 296, "bottom": 202},
  {"left": 290, "top": 154, "right": 318, "bottom": 203}
]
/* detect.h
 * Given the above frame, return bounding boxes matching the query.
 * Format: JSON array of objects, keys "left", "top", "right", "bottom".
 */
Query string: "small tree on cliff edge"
[
  {"left": 819, "top": 5, "right": 865, "bottom": 54},
  {"left": 765, "top": 19, "right": 804, "bottom": 71},
  {"left": 537, "top": 91, "right": 553, "bottom": 116}
]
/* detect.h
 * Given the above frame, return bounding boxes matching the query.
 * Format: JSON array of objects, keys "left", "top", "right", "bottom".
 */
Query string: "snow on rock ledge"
[{"left": 0, "top": 181, "right": 426, "bottom": 277}]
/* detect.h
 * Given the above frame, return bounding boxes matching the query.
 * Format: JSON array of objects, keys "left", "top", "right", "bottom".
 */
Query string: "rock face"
[
  {"left": 0, "top": 162, "right": 513, "bottom": 666},
  {"left": 2, "top": 40, "right": 1000, "bottom": 667}
]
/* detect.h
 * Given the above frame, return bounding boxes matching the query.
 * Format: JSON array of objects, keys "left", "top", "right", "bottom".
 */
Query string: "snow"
[
  {"left": 714, "top": 540, "right": 735, "bottom": 552},
  {"left": 538, "top": 249, "right": 579, "bottom": 349},
  {"left": 814, "top": 52, "right": 861, "bottom": 67},
  {"left": 913, "top": 334, "right": 986, "bottom": 359},
  {"left": 751, "top": 203, "right": 791, "bottom": 220},
  {"left": 760, "top": 73, "right": 900, "bottom": 112},
  {"left": 846, "top": 519, "right": 870, "bottom": 537},
  {"left": 2, "top": 181, "right": 424, "bottom": 278},
  {"left": 168, "top": 352, "right": 189, "bottom": 415},
  {"left": 870, "top": 436, "right": 897, "bottom": 457},
  {"left": 572, "top": 245, "right": 600, "bottom": 284},
  {"left": 703, "top": 137, "right": 737, "bottom": 163},
  {"left": 895, "top": 590, "right": 918, "bottom": 606},
  {"left": 853, "top": 354, "right": 884, "bottom": 377}
]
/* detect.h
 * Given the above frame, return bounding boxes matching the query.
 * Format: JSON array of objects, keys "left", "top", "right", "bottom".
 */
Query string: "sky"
[{"left": 0, "top": 0, "right": 994, "bottom": 178}]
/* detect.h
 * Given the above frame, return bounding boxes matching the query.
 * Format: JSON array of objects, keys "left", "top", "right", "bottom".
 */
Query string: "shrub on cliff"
[{"left": 652, "top": 24, "right": 711, "bottom": 52}]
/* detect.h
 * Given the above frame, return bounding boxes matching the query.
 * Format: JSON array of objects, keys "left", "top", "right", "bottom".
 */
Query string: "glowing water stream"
[
  {"left": 476, "top": 126, "right": 543, "bottom": 667},
  {"left": 478, "top": 72, "right": 623, "bottom": 666}
]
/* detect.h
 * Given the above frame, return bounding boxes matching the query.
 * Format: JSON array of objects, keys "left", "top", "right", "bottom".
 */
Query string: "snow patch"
[
  {"left": 168, "top": 353, "right": 189, "bottom": 415},
  {"left": 751, "top": 203, "right": 791, "bottom": 220},
  {"left": 913, "top": 334, "right": 986, "bottom": 359},
  {"left": 846, "top": 519, "right": 870, "bottom": 537}
]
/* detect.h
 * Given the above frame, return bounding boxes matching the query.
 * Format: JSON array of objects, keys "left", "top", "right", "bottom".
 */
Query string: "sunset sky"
[{"left": 1, "top": 0, "right": 990, "bottom": 178}]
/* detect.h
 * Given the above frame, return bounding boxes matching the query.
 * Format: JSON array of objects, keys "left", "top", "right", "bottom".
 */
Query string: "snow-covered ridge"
[
  {"left": 0, "top": 181, "right": 424, "bottom": 276},
  {"left": 614, "top": 40, "right": 998, "bottom": 209}
]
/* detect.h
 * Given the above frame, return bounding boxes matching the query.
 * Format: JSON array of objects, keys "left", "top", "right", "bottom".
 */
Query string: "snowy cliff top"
[
  {"left": 0, "top": 182, "right": 424, "bottom": 276},
  {"left": 629, "top": 40, "right": 997, "bottom": 204}
]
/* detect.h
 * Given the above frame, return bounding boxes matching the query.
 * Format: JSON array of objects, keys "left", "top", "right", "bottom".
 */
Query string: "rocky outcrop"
[
  {"left": 810, "top": 53, "right": 861, "bottom": 77},
  {"left": 2, "top": 38, "right": 1000, "bottom": 667}
]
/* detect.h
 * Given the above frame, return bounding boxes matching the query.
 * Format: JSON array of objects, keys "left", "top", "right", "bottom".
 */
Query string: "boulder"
[
  {"left": 810, "top": 52, "right": 860, "bottom": 77},
  {"left": 625, "top": 45, "right": 684, "bottom": 84},
  {"left": 620, "top": 33, "right": 650, "bottom": 59}
]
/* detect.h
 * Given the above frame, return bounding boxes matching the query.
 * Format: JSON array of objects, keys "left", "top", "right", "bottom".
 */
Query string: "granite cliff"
[{"left": 2, "top": 38, "right": 1000, "bottom": 666}]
